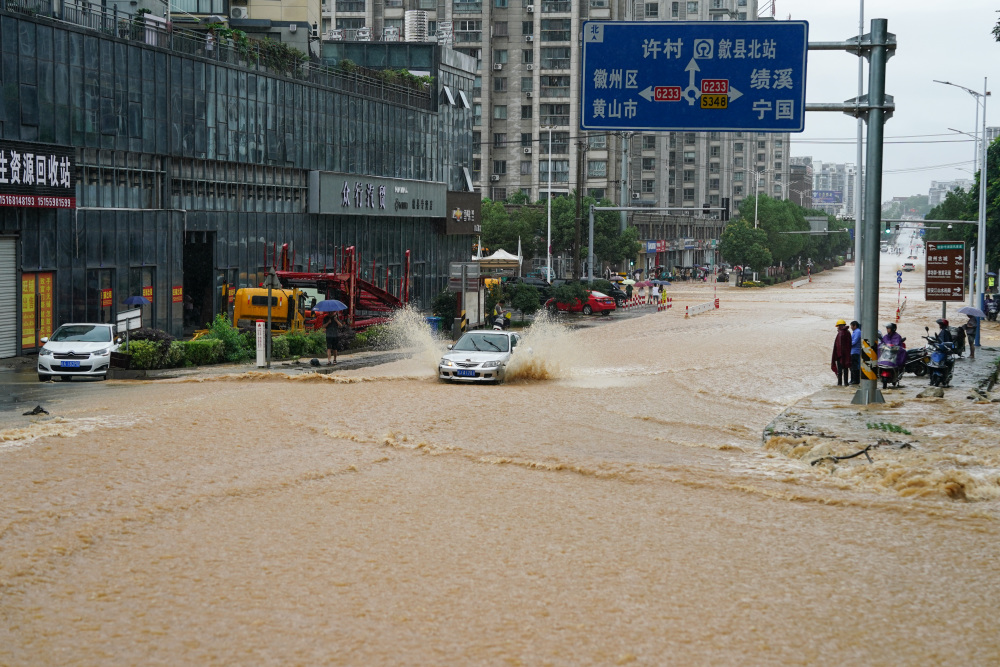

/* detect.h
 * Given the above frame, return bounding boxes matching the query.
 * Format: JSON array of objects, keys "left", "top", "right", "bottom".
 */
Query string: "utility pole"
[{"left": 574, "top": 138, "right": 586, "bottom": 279}]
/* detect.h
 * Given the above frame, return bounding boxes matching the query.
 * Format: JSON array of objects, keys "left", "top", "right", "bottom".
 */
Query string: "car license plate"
[
  {"left": 456, "top": 369, "right": 476, "bottom": 377},
  {"left": 60, "top": 360, "right": 81, "bottom": 368}
]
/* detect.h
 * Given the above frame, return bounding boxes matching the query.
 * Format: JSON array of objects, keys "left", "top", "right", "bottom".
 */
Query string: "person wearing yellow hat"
[{"left": 831, "top": 319, "right": 851, "bottom": 386}]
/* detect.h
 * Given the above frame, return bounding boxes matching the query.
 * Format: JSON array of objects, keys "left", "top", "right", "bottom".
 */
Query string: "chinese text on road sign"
[
  {"left": 924, "top": 241, "right": 966, "bottom": 302},
  {"left": 581, "top": 21, "right": 808, "bottom": 132}
]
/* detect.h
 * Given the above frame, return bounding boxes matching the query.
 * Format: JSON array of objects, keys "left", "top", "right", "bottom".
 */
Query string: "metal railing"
[{"left": 2, "top": 0, "right": 433, "bottom": 110}]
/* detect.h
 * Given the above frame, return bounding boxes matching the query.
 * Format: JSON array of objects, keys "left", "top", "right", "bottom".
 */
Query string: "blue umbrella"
[
  {"left": 957, "top": 306, "right": 986, "bottom": 319},
  {"left": 122, "top": 295, "right": 151, "bottom": 306},
  {"left": 313, "top": 299, "right": 347, "bottom": 312},
  {"left": 651, "top": 280, "right": 672, "bottom": 285}
]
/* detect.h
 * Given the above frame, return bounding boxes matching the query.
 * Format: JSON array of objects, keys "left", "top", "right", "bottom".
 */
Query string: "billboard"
[{"left": 812, "top": 190, "right": 842, "bottom": 204}]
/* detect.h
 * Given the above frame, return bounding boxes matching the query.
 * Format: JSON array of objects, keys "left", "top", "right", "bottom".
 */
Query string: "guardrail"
[
  {"left": 685, "top": 301, "right": 716, "bottom": 318},
  {"left": 791, "top": 277, "right": 810, "bottom": 288}
]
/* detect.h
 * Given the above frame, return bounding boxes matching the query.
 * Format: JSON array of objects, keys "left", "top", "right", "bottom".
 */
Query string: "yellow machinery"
[{"left": 232, "top": 287, "right": 311, "bottom": 334}]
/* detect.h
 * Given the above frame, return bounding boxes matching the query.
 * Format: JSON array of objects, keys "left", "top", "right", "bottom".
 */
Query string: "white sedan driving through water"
[{"left": 438, "top": 330, "right": 522, "bottom": 383}]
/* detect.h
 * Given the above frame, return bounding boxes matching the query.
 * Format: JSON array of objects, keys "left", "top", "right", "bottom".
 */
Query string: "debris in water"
[{"left": 22, "top": 405, "right": 49, "bottom": 416}]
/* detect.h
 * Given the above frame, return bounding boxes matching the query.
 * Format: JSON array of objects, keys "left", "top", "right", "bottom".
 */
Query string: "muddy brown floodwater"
[{"left": 2, "top": 252, "right": 999, "bottom": 665}]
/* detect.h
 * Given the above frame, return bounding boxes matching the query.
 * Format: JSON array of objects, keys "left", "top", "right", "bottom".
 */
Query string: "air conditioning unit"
[
  {"left": 230, "top": 6, "right": 248, "bottom": 19},
  {"left": 288, "top": 23, "right": 297, "bottom": 32},
  {"left": 631, "top": 192, "right": 640, "bottom": 200},
  {"left": 525, "top": 92, "right": 532, "bottom": 98},
  {"left": 526, "top": 5, "right": 534, "bottom": 11},
  {"left": 525, "top": 64, "right": 534, "bottom": 71},
  {"left": 493, "top": 63, "right": 503, "bottom": 70},
  {"left": 523, "top": 147, "right": 532, "bottom": 154},
  {"left": 525, "top": 35, "right": 533, "bottom": 42},
  {"left": 490, "top": 174, "right": 501, "bottom": 182}
]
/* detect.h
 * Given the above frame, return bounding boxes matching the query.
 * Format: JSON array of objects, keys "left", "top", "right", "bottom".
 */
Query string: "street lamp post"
[
  {"left": 545, "top": 126, "right": 553, "bottom": 283},
  {"left": 935, "top": 78, "right": 990, "bottom": 346}
]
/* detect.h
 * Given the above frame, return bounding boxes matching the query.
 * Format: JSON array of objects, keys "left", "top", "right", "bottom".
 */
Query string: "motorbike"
[
  {"left": 903, "top": 344, "right": 928, "bottom": 376},
  {"left": 877, "top": 342, "right": 905, "bottom": 389},
  {"left": 986, "top": 299, "right": 999, "bottom": 322},
  {"left": 923, "top": 327, "right": 957, "bottom": 388}
]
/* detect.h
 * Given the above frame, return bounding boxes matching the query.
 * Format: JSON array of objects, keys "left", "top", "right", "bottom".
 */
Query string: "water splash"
[
  {"left": 382, "top": 306, "right": 448, "bottom": 373},
  {"left": 504, "top": 312, "right": 572, "bottom": 382}
]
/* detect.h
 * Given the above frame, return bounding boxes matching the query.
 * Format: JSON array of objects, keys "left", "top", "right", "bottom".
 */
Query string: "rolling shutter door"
[{"left": 0, "top": 238, "right": 16, "bottom": 358}]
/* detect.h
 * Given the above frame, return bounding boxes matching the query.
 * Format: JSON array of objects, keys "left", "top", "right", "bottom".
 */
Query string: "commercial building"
[
  {"left": 928, "top": 178, "right": 973, "bottom": 207},
  {"left": 0, "top": 4, "right": 476, "bottom": 359},
  {"left": 318, "top": 0, "right": 790, "bottom": 272}
]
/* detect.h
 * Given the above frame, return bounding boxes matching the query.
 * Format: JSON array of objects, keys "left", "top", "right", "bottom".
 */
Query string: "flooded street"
[{"left": 3, "top": 255, "right": 999, "bottom": 664}]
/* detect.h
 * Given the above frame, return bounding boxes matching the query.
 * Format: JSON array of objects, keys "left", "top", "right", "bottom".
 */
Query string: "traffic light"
[
  {"left": 894, "top": 224, "right": 900, "bottom": 232},
  {"left": 721, "top": 197, "right": 730, "bottom": 221},
  {"left": 884, "top": 222, "right": 891, "bottom": 235}
]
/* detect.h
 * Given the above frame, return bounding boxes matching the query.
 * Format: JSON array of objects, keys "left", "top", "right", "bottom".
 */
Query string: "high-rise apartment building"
[
  {"left": 808, "top": 160, "right": 857, "bottom": 218},
  {"left": 320, "top": 0, "right": 789, "bottom": 219}
]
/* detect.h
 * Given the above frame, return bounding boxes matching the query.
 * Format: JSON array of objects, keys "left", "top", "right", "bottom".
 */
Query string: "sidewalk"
[{"left": 764, "top": 347, "right": 1000, "bottom": 478}]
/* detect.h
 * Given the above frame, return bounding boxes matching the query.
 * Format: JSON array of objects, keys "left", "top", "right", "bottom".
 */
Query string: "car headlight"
[
  {"left": 92, "top": 347, "right": 111, "bottom": 356},
  {"left": 39, "top": 346, "right": 54, "bottom": 357},
  {"left": 440, "top": 359, "right": 455, "bottom": 367},
  {"left": 482, "top": 360, "right": 502, "bottom": 368}
]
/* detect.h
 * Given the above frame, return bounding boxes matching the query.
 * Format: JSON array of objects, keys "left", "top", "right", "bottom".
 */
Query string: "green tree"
[
  {"left": 737, "top": 194, "right": 808, "bottom": 264},
  {"left": 510, "top": 282, "right": 541, "bottom": 321},
  {"left": 719, "top": 218, "right": 770, "bottom": 268}
]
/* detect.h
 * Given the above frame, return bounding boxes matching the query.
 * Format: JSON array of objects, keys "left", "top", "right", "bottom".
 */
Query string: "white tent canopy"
[{"left": 471, "top": 248, "right": 522, "bottom": 268}]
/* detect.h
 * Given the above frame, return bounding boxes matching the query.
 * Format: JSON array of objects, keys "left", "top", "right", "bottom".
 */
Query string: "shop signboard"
[
  {"left": 309, "top": 171, "right": 447, "bottom": 218},
  {"left": 172, "top": 286, "right": 184, "bottom": 303},
  {"left": 0, "top": 140, "right": 76, "bottom": 209},
  {"left": 924, "top": 241, "right": 965, "bottom": 302},
  {"left": 142, "top": 285, "right": 154, "bottom": 302},
  {"left": 445, "top": 191, "right": 481, "bottom": 235}
]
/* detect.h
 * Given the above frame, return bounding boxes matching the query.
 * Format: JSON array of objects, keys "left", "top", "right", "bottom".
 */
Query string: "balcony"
[
  {"left": 541, "top": 0, "right": 570, "bottom": 11},
  {"left": 453, "top": 0, "right": 483, "bottom": 12},
  {"left": 336, "top": 0, "right": 365, "bottom": 11}
]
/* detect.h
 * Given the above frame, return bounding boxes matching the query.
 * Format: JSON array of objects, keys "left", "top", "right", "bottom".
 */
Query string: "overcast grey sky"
[{"left": 779, "top": 0, "right": 1000, "bottom": 202}]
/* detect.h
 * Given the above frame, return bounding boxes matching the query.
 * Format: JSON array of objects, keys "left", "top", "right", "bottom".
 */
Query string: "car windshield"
[
  {"left": 591, "top": 291, "right": 607, "bottom": 298},
  {"left": 50, "top": 325, "right": 112, "bottom": 343},
  {"left": 453, "top": 333, "right": 509, "bottom": 352}
]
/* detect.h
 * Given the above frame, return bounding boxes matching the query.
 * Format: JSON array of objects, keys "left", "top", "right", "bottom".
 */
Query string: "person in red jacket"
[{"left": 831, "top": 319, "right": 852, "bottom": 386}]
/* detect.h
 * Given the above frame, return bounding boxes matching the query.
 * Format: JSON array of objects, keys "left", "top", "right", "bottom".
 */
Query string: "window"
[
  {"left": 668, "top": 190, "right": 676, "bottom": 204},
  {"left": 494, "top": 77, "right": 508, "bottom": 92},
  {"left": 473, "top": 104, "right": 482, "bottom": 125},
  {"left": 522, "top": 49, "right": 534, "bottom": 63},
  {"left": 522, "top": 21, "right": 534, "bottom": 35},
  {"left": 540, "top": 47, "right": 571, "bottom": 69},
  {"left": 757, "top": 153, "right": 765, "bottom": 163},
  {"left": 737, "top": 11, "right": 747, "bottom": 20},
  {"left": 540, "top": 19, "right": 571, "bottom": 41},
  {"left": 494, "top": 21, "right": 509, "bottom": 36},
  {"left": 709, "top": 146, "right": 720, "bottom": 157},
  {"left": 472, "top": 158, "right": 482, "bottom": 173},
  {"left": 336, "top": 17, "right": 365, "bottom": 29},
  {"left": 734, "top": 172, "right": 744, "bottom": 182},
  {"left": 588, "top": 160, "right": 607, "bottom": 178},
  {"left": 773, "top": 185, "right": 782, "bottom": 194},
  {"left": 668, "top": 170, "right": 676, "bottom": 186},
  {"left": 521, "top": 161, "right": 532, "bottom": 174},
  {"left": 494, "top": 49, "right": 509, "bottom": 63},
  {"left": 494, "top": 105, "right": 508, "bottom": 119},
  {"left": 709, "top": 131, "right": 720, "bottom": 140},
  {"left": 494, "top": 133, "right": 507, "bottom": 147},
  {"left": 683, "top": 187, "right": 695, "bottom": 200},
  {"left": 734, "top": 142, "right": 743, "bottom": 152},
  {"left": 685, "top": 133, "right": 696, "bottom": 145},
  {"left": 645, "top": 2, "right": 658, "bottom": 17},
  {"left": 541, "top": 131, "right": 569, "bottom": 153},
  {"left": 641, "top": 179, "right": 655, "bottom": 193},
  {"left": 520, "top": 187, "right": 532, "bottom": 198},
  {"left": 589, "top": 134, "right": 607, "bottom": 149},
  {"left": 709, "top": 194, "right": 720, "bottom": 206},
  {"left": 494, "top": 160, "right": 507, "bottom": 174},
  {"left": 642, "top": 135, "right": 656, "bottom": 150},
  {"left": 473, "top": 131, "right": 482, "bottom": 148},
  {"left": 683, "top": 151, "right": 695, "bottom": 164},
  {"left": 473, "top": 76, "right": 482, "bottom": 96},
  {"left": 520, "top": 105, "right": 533, "bottom": 119},
  {"left": 492, "top": 187, "right": 507, "bottom": 200},
  {"left": 539, "top": 75, "right": 570, "bottom": 97},
  {"left": 642, "top": 157, "right": 656, "bottom": 171},
  {"left": 775, "top": 139, "right": 782, "bottom": 146},
  {"left": 775, "top": 151, "right": 783, "bottom": 159},
  {"left": 734, "top": 185, "right": 744, "bottom": 195},
  {"left": 588, "top": 188, "right": 606, "bottom": 199},
  {"left": 540, "top": 103, "right": 570, "bottom": 125},
  {"left": 774, "top": 173, "right": 782, "bottom": 181},
  {"left": 455, "top": 20, "right": 483, "bottom": 42},
  {"left": 521, "top": 77, "right": 533, "bottom": 91},
  {"left": 686, "top": 1, "right": 697, "bottom": 13},
  {"left": 709, "top": 178, "right": 719, "bottom": 190},
  {"left": 495, "top": 0, "right": 508, "bottom": 6},
  {"left": 708, "top": 162, "right": 719, "bottom": 173},
  {"left": 539, "top": 159, "right": 570, "bottom": 183},
  {"left": 671, "top": 1, "right": 678, "bottom": 17},
  {"left": 683, "top": 169, "right": 694, "bottom": 181},
  {"left": 454, "top": 0, "right": 483, "bottom": 12},
  {"left": 774, "top": 161, "right": 782, "bottom": 170},
  {"left": 757, "top": 140, "right": 766, "bottom": 149},
  {"left": 521, "top": 133, "right": 533, "bottom": 146}
]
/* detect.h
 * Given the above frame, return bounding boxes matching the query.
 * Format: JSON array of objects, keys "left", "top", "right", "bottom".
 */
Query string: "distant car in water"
[
  {"left": 902, "top": 262, "right": 915, "bottom": 272},
  {"left": 37, "top": 323, "right": 122, "bottom": 381},
  {"left": 544, "top": 291, "right": 617, "bottom": 316},
  {"left": 438, "top": 330, "right": 522, "bottom": 383}
]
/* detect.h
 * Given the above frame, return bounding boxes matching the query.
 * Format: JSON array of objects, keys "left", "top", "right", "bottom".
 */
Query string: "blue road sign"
[
  {"left": 897, "top": 276, "right": 903, "bottom": 284},
  {"left": 896, "top": 270, "right": 902, "bottom": 277},
  {"left": 581, "top": 21, "right": 808, "bottom": 132},
  {"left": 919, "top": 229, "right": 926, "bottom": 236}
]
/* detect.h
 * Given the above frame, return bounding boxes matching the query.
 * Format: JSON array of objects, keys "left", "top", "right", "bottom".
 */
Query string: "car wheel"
[
  {"left": 38, "top": 374, "right": 51, "bottom": 382},
  {"left": 913, "top": 365, "right": 926, "bottom": 377},
  {"left": 601, "top": 309, "right": 611, "bottom": 316},
  {"left": 582, "top": 305, "right": 593, "bottom": 315}
]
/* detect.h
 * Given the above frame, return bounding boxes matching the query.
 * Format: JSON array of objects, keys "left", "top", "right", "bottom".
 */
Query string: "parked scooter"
[
  {"left": 877, "top": 343, "right": 905, "bottom": 389},
  {"left": 923, "top": 327, "right": 957, "bottom": 388},
  {"left": 986, "top": 297, "right": 999, "bottom": 322},
  {"left": 903, "top": 344, "right": 928, "bottom": 377}
]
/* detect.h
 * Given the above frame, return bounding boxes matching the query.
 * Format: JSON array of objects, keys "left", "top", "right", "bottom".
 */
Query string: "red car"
[{"left": 544, "top": 291, "right": 616, "bottom": 316}]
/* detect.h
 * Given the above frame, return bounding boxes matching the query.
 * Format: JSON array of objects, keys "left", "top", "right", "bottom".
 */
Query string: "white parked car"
[
  {"left": 37, "top": 323, "right": 122, "bottom": 381},
  {"left": 438, "top": 330, "right": 523, "bottom": 383}
]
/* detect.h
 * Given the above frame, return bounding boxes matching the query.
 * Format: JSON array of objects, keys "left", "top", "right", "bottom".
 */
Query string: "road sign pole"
[{"left": 853, "top": 18, "right": 889, "bottom": 406}]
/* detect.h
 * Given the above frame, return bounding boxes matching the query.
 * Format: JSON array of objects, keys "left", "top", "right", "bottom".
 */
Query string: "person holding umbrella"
[{"left": 312, "top": 299, "right": 348, "bottom": 365}]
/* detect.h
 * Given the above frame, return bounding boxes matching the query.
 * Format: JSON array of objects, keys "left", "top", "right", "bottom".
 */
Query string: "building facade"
[
  {"left": 0, "top": 5, "right": 476, "bottom": 358},
  {"left": 927, "top": 178, "right": 973, "bottom": 207}
]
